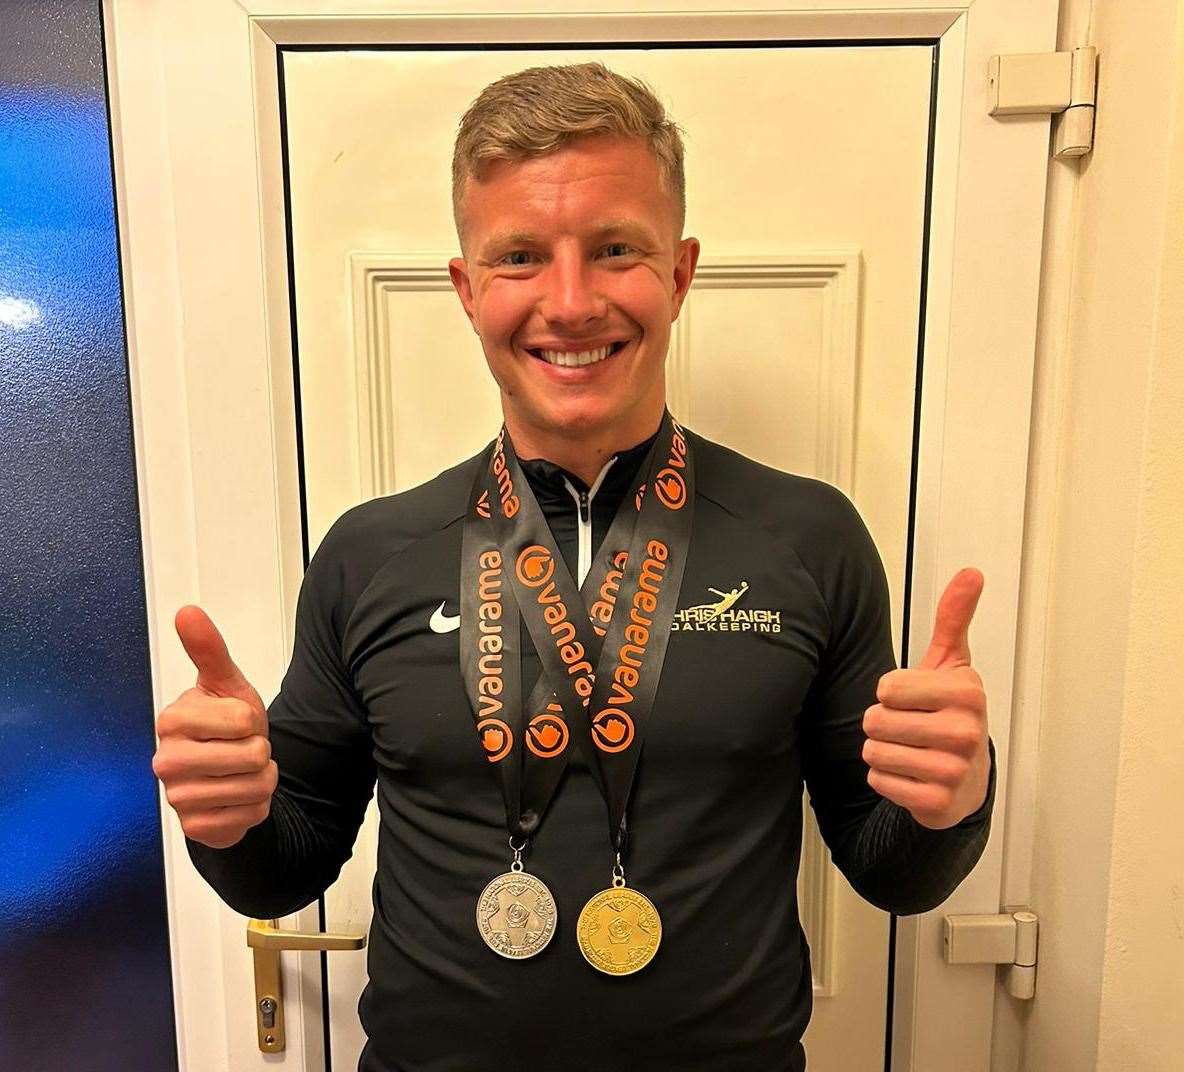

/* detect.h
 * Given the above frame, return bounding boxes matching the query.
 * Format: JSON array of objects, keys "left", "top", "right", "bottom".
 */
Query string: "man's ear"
[
  {"left": 448, "top": 256, "right": 478, "bottom": 332},
  {"left": 670, "top": 237, "right": 701, "bottom": 321}
]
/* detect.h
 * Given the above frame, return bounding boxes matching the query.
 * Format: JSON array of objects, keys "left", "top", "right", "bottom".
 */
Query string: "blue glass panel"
[{"left": 0, "top": 1, "right": 178, "bottom": 1068}]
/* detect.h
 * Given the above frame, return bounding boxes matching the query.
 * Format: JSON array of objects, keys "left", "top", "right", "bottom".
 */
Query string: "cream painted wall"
[
  {"left": 1092, "top": 4, "right": 1184, "bottom": 1063},
  {"left": 992, "top": 1, "right": 1184, "bottom": 1069}
]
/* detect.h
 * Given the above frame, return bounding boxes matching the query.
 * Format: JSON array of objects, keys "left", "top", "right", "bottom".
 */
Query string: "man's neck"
[{"left": 505, "top": 408, "right": 664, "bottom": 488}]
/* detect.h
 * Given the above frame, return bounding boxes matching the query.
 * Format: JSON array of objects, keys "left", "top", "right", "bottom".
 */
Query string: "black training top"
[{"left": 188, "top": 423, "right": 996, "bottom": 1072}]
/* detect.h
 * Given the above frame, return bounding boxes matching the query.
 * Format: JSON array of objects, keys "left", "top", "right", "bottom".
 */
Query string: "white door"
[
  {"left": 286, "top": 44, "right": 932, "bottom": 1071},
  {"left": 109, "top": 2, "right": 1058, "bottom": 1070}
]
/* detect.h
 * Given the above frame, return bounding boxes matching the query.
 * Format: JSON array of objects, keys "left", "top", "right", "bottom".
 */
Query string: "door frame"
[{"left": 105, "top": 1, "right": 1057, "bottom": 1068}]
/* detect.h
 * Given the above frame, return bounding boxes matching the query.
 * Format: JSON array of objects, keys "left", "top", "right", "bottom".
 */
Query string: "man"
[{"left": 154, "top": 62, "right": 995, "bottom": 1071}]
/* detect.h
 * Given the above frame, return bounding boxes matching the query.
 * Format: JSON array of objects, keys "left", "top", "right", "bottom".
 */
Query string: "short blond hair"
[{"left": 451, "top": 62, "right": 687, "bottom": 252}]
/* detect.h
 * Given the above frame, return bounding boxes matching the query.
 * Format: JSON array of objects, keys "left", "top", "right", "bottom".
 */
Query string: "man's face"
[{"left": 448, "top": 134, "right": 699, "bottom": 443}]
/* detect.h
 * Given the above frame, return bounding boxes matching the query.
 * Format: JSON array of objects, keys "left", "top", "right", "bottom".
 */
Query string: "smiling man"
[
  {"left": 447, "top": 126, "right": 698, "bottom": 485},
  {"left": 157, "top": 63, "right": 997, "bottom": 1071}
]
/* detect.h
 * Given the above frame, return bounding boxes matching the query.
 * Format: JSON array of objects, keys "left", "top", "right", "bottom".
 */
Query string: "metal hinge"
[
  {"left": 943, "top": 906, "right": 1039, "bottom": 1000},
  {"left": 988, "top": 46, "right": 1098, "bottom": 158}
]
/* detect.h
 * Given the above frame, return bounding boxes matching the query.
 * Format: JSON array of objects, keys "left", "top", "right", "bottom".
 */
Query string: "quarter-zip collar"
[
  {"left": 516, "top": 425, "right": 660, "bottom": 503},
  {"left": 517, "top": 426, "right": 661, "bottom": 585}
]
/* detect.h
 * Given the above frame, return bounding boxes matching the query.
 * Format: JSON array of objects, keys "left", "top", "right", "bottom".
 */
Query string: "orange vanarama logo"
[
  {"left": 527, "top": 703, "right": 569, "bottom": 759},
  {"left": 477, "top": 717, "right": 512, "bottom": 763},
  {"left": 514, "top": 545, "right": 595, "bottom": 706},
  {"left": 654, "top": 425, "right": 689, "bottom": 510},
  {"left": 591, "top": 709, "right": 635, "bottom": 752},
  {"left": 588, "top": 549, "right": 628, "bottom": 637},
  {"left": 634, "top": 425, "right": 689, "bottom": 511},
  {"left": 476, "top": 489, "right": 490, "bottom": 519},
  {"left": 491, "top": 430, "right": 520, "bottom": 518},
  {"left": 591, "top": 537, "right": 668, "bottom": 754},
  {"left": 654, "top": 468, "right": 686, "bottom": 509},
  {"left": 515, "top": 545, "right": 555, "bottom": 588},
  {"left": 474, "top": 549, "right": 507, "bottom": 717}
]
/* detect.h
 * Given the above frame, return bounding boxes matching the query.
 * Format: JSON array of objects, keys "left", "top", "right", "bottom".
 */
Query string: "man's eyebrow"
[
  {"left": 586, "top": 218, "right": 658, "bottom": 241},
  {"left": 479, "top": 230, "right": 538, "bottom": 255},
  {"left": 478, "top": 219, "right": 658, "bottom": 256}
]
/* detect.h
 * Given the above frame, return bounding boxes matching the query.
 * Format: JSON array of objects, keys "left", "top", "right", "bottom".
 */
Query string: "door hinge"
[
  {"left": 988, "top": 46, "right": 1098, "bottom": 158},
  {"left": 943, "top": 906, "right": 1039, "bottom": 1000}
]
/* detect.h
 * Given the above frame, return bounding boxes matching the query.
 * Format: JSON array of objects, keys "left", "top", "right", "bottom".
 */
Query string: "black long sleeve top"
[{"left": 188, "top": 425, "right": 996, "bottom": 1072}]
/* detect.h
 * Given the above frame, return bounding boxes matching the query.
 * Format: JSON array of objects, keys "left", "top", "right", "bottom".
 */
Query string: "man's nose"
[{"left": 539, "top": 250, "right": 608, "bottom": 327}]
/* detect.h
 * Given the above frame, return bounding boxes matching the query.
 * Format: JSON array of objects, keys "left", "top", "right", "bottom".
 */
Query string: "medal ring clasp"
[
  {"left": 509, "top": 835, "right": 528, "bottom": 873},
  {"left": 612, "top": 852, "right": 626, "bottom": 889}
]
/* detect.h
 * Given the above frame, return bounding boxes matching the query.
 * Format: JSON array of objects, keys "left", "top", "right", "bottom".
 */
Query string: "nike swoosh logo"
[{"left": 429, "top": 601, "right": 461, "bottom": 633}]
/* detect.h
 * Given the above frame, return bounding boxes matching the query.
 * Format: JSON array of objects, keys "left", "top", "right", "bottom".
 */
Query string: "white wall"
[{"left": 993, "top": 1, "right": 1184, "bottom": 1068}]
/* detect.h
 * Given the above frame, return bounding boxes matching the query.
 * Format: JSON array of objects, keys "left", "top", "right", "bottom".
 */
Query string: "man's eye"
[
  {"left": 602, "top": 243, "right": 634, "bottom": 258},
  {"left": 499, "top": 251, "right": 534, "bottom": 267}
]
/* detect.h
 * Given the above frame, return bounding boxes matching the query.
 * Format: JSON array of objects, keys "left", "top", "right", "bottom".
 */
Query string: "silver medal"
[{"left": 476, "top": 869, "right": 558, "bottom": 959}]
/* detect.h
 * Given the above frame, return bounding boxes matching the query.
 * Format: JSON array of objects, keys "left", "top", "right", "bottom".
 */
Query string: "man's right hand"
[{"left": 152, "top": 605, "right": 279, "bottom": 849}]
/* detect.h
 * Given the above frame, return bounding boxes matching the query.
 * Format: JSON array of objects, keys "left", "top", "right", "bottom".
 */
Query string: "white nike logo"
[{"left": 429, "top": 601, "right": 461, "bottom": 633}]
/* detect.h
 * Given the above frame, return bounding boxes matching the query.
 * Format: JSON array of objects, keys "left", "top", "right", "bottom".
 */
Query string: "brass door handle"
[
  {"left": 247, "top": 917, "right": 366, "bottom": 952},
  {"left": 247, "top": 917, "right": 367, "bottom": 1053}
]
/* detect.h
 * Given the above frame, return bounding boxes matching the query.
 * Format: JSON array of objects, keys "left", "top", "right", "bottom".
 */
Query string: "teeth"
[{"left": 537, "top": 342, "right": 620, "bottom": 367}]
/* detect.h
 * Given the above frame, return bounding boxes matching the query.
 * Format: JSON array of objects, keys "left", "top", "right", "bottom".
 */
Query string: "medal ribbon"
[
  {"left": 458, "top": 409, "right": 695, "bottom": 854},
  {"left": 458, "top": 451, "right": 640, "bottom": 837}
]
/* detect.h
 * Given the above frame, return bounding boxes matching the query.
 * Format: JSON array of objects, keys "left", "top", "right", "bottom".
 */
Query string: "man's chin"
[
  {"left": 515, "top": 396, "right": 668, "bottom": 449},
  {"left": 531, "top": 402, "right": 618, "bottom": 436}
]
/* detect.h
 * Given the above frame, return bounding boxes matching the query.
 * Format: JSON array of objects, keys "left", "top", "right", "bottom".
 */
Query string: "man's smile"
[{"left": 522, "top": 337, "right": 634, "bottom": 370}]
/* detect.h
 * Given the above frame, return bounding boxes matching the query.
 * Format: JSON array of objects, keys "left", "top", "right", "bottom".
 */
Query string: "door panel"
[{"left": 283, "top": 43, "right": 932, "bottom": 1071}]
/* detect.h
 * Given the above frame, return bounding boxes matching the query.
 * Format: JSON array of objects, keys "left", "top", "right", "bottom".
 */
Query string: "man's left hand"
[{"left": 862, "top": 567, "right": 991, "bottom": 830}]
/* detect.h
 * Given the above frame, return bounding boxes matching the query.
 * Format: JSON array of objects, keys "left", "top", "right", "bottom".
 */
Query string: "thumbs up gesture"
[
  {"left": 861, "top": 568, "right": 991, "bottom": 830},
  {"left": 151, "top": 605, "right": 278, "bottom": 848}
]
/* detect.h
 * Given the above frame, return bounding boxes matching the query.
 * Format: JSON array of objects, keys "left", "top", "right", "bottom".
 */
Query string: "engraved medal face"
[
  {"left": 476, "top": 871, "right": 558, "bottom": 959},
  {"left": 576, "top": 887, "right": 662, "bottom": 975}
]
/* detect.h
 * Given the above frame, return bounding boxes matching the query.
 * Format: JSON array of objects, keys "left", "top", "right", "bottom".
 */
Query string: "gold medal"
[
  {"left": 476, "top": 869, "right": 557, "bottom": 960},
  {"left": 576, "top": 884, "right": 662, "bottom": 975}
]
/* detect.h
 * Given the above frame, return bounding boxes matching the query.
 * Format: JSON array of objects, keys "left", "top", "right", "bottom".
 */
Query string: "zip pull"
[{"left": 577, "top": 488, "right": 590, "bottom": 525}]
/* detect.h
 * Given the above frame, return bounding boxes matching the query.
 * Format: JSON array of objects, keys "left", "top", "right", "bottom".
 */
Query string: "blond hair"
[{"left": 451, "top": 62, "right": 687, "bottom": 252}]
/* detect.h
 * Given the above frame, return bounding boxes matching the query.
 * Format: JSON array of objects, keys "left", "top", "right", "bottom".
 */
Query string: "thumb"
[
  {"left": 175, "top": 604, "right": 266, "bottom": 714},
  {"left": 918, "top": 567, "right": 983, "bottom": 671}
]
